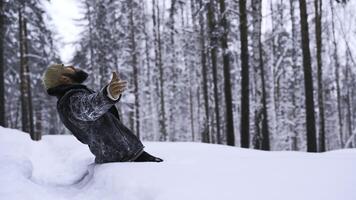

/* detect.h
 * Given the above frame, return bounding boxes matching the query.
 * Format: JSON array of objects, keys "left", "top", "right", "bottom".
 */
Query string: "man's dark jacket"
[{"left": 47, "top": 84, "right": 144, "bottom": 163}]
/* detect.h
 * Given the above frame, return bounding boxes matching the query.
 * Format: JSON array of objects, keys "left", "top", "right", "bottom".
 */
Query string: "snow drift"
[{"left": 0, "top": 126, "right": 355, "bottom": 200}]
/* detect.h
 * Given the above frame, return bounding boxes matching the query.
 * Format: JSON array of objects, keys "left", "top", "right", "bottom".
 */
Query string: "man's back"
[{"left": 48, "top": 83, "right": 144, "bottom": 163}]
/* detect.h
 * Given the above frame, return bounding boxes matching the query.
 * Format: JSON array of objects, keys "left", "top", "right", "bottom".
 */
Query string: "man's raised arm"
[{"left": 69, "top": 72, "right": 126, "bottom": 121}]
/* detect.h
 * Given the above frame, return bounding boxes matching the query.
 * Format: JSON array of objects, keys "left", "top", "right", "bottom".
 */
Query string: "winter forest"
[{"left": 0, "top": 0, "right": 355, "bottom": 153}]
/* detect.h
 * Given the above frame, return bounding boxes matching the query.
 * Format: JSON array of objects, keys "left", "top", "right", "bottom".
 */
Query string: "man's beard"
[{"left": 64, "top": 70, "right": 88, "bottom": 84}]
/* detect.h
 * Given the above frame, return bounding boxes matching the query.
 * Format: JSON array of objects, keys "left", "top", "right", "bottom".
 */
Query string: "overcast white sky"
[{"left": 43, "top": 0, "right": 84, "bottom": 64}]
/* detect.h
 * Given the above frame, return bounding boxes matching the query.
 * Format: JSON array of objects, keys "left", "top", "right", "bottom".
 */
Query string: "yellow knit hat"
[{"left": 42, "top": 64, "right": 66, "bottom": 90}]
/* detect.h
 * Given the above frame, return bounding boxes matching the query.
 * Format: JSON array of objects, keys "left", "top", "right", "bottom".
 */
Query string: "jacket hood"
[{"left": 47, "top": 84, "right": 89, "bottom": 98}]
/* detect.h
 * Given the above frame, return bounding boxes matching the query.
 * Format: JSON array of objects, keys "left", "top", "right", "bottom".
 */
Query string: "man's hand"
[{"left": 108, "top": 72, "right": 127, "bottom": 100}]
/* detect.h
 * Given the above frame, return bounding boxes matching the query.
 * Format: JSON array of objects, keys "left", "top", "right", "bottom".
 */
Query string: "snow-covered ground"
[{"left": 0, "top": 126, "right": 355, "bottom": 200}]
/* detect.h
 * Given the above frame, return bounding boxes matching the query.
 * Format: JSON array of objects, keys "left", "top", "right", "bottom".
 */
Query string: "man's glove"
[{"left": 106, "top": 72, "right": 127, "bottom": 101}]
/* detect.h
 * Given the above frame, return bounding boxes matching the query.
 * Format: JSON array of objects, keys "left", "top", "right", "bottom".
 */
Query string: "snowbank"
[{"left": 0, "top": 126, "right": 355, "bottom": 200}]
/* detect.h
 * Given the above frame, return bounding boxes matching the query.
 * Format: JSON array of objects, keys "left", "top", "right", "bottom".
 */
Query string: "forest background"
[{"left": 0, "top": 0, "right": 355, "bottom": 153}]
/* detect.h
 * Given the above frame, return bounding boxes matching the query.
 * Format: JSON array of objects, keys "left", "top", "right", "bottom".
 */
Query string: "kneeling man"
[{"left": 42, "top": 64, "right": 163, "bottom": 164}]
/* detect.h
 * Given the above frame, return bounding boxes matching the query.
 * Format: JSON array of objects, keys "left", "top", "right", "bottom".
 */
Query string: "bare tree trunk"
[
  {"left": 19, "top": 8, "right": 27, "bottom": 131},
  {"left": 259, "top": 43, "right": 269, "bottom": 150},
  {"left": 150, "top": 0, "right": 161, "bottom": 140},
  {"left": 129, "top": 0, "right": 140, "bottom": 139},
  {"left": 152, "top": 0, "right": 167, "bottom": 141},
  {"left": 85, "top": 2, "right": 95, "bottom": 88},
  {"left": 269, "top": 1, "right": 277, "bottom": 138},
  {"left": 207, "top": 0, "right": 220, "bottom": 144},
  {"left": 252, "top": 0, "right": 270, "bottom": 150},
  {"left": 315, "top": 0, "right": 325, "bottom": 152},
  {"left": 19, "top": 4, "right": 36, "bottom": 140},
  {"left": 343, "top": 37, "right": 356, "bottom": 148},
  {"left": 239, "top": 0, "right": 250, "bottom": 148},
  {"left": 258, "top": 0, "right": 270, "bottom": 150},
  {"left": 23, "top": 18, "right": 35, "bottom": 140},
  {"left": 252, "top": 0, "right": 262, "bottom": 149},
  {"left": 198, "top": 0, "right": 210, "bottom": 143},
  {"left": 218, "top": 0, "right": 234, "bottom": 146},
  {"left": 344, "top": 47, "right": 356, "bottom": 149},
  {"left": 142, "top": 0, "right": 156, "bottom": 139},
  {"left": 0, "top": 0, "right": 5, "bottom": 127},
  {"left": 180, "top": 3, "right": 195, "bottom": 142},
  {"left": 299, "top": 0, "right": 317, "bottom": 152},
  {"left": 157, "top": 0, "right": 167, "bottom": 141},
  {"left": 168, "top": 0, "right": 177, "bottom": 141},
  {"left": 289, "top": 0, "right": 299, "bottom": 151},
  {"left": 345, "top": 50, "right": 353, "bottom": 148},
  {"left": 35, "top": 104, "right": 42, "bottom": 141},
  {"left": 13, "top": 100, "right": 20, "bottom": 129},
  {"left": 190, "top": 0, "right": 200, "bottom": 142},
  {"left": 330, "top": 0, "right": 343, "bottom": 147},
  {"left": 19, "top": 7, "right": 26, "bottom": 132},
  {"left": 97, "top": 4, "right": 107, "bottom": 89}
]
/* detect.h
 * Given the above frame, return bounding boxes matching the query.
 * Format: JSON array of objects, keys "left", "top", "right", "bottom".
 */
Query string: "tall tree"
[
  {"left": 344, "top": 48, "right": 354, "bottom": 148},
  {"left": 181, "top": 2, "right": 196, "bottom": 141},
  {"left": 299, "top": 0, "right": 317, "bottom": 152},
  {"left": 19, "top": 4, "right": 35, "bottom": 140},
  {"left": 239, "top": 0, "right": 250, "bottom": 148},
  {"left": 289, "top": 0, "right": 301, "bottom": 150},
  {"left": 3, "top": 0, "right": 58, "bottom": 136},
  {"left": 23, "top": 18, "right": 36, "bottom": 140},
  {"left": 168, "top": 0, "right": 177, "bottom": 141},
  {"left": 252, "top": 0, "right": 269, "bottom": 150},
  {"left": 218, "top": 0, "right": 234, "bottom": 145},
  {"left": 198, "top": 0, "right": 210, "bottom": 143},
  {"left": 152, "top": 0, "right": 167, "bottom": 141},
  {"left": 0, "top": 0, "right": 4, "bottom": 127},
  {"left": 141, "top": 0, "right": 157, "bottom": 140},
  {"left": 85, "top": 1, "right": 95, "bottom": 88},
  {"left": 129, "top": 0, "right": 140, "bottom": 138},
  {"left": 330, "top": 0, "right": 343, "bottom": 147},
  {"left": 314, "top": 0, "right": 325, "bottom": 152},
  {"left": 207, "top": 0, "right": 220, "bottom": 143}
]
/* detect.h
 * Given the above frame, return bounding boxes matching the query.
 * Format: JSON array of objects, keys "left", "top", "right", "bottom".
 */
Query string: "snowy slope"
[{"left": 0, "top": 126, "right": 355, "bottom": 200}]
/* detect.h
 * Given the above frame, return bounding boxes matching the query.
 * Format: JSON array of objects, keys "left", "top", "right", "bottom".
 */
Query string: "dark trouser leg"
[{"left": 133, "top": 151, "right": 163, "bottom": 162}]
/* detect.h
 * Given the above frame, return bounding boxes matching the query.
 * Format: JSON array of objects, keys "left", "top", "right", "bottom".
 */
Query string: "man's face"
[{"left": 60, "top": 66, "right": 88, "bottom": 84}]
